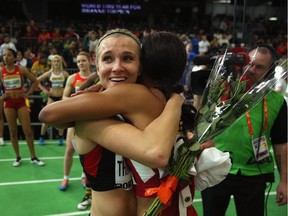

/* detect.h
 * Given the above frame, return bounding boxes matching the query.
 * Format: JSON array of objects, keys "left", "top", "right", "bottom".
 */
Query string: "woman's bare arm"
[
  {"left": 39, "top": 83, "right": 163, "bottom": 128},
  {"left": 75, "top": 93, "right": 184, "bottom": 168},
  {"left": 37, "top": 70, "right": 52, "bottom": 95},
  {"left": 78, "top": 72, "right": 99, "bottom": 91},
  {"left": 21, "top": 66, "right": 39, "bottom": 94}
]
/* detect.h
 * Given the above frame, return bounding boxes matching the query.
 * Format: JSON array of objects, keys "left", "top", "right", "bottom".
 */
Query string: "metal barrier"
[
  {"left": 30, "top": 68, "right": 79, "bottom": 77},
  {"left": 17, "top": 37, "right": 39, "bottom": 53},
  {"left": 3, "top": 93, "right": 65, "bottom": 141}
]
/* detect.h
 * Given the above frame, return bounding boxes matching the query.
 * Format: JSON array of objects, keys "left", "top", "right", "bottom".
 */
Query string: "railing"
[
  {"left": 3, "top": 93, "right": 66, "bottom": 141},
  {"left": 17, "top": 37, "right": 39, "bottom": 53},
  {"left": 27, "top": 68, "right": 79, "bottom": 78}
]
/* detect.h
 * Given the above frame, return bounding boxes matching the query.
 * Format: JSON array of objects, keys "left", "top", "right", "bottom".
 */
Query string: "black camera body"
[
  {"left": 223, "top": 52, "right": 247, "bottom": 66},
  {"left": 190, "top": 52, "right": 249, "bottom": 95}
]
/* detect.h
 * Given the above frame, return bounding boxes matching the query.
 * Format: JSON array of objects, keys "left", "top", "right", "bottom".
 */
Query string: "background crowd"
[{"left": 0, "top": 14, "right": 287, "bottom": 140}]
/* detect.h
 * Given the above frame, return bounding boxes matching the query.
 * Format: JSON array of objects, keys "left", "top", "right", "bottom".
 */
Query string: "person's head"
[
  {"left": 76, "top": 51, "right": 91, "bottom": 71},
  {"left": 201, "top": 35, "right": 207, "bottom": 41},
  {"left": 3, "top": 48, "right": 17, "bottom": 65},
  {"left": 95, "top": 28, "right": 141, "bottom": 89},
  {"left": 39, "top": 53, "right": 47, "bottom": 65},
  {"left": 16, "top": 50, "right": 23, "bottom": 61},
  {"left": 143, "top": 28, "right": 151, "bottom": 38},
  {"left": 247, "top": 45, "right": 279, "bottom": 83},
  {"left": 50, "top": 47, "right": 58, "bottom": 55},
  {"left": 186, "top": 43, "right": 193, "bottom": 53},
  {"left": 51, "top": 55, "right": 64, "bottom": 71},
  {"left": 3, "top": 34, "right": 10, "bottom": 43},
  {"left": 140, "top": 31, "right": 186, "bottom": 99}
]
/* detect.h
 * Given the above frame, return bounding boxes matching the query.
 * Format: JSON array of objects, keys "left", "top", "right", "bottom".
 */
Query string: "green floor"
[{"left": 0, "top": 140, "right": 287, "bottom": 216}]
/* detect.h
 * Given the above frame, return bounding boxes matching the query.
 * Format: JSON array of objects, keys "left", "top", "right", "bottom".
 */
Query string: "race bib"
[
  {"left": 115, "top": 154, "right": 133, "bottom": 190},
  {"left": 251, "top": 135, "right": 269, "bottom": 161}
]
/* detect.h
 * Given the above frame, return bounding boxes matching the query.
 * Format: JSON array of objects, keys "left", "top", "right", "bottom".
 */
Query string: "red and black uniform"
[
  {"left": 1, "top": 65, "right": 26, "bottom": 110},
  {"left": 72, "top": 72, "right": 87, "bottom": 93},
  {"left": 78, "top": 115, "right": 133, "bottom": 192},
  {"left": 126, "top": 132, "right": 198, "bottom": 215}
]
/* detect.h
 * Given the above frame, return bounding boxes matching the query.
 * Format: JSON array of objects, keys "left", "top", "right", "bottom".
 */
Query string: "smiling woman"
[{"left": 39, "top": 29, "right": 191, "bottom": 216}]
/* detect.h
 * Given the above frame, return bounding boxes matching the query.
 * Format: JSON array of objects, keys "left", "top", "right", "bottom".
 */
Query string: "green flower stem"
[{"left": 144, "top": 141, "right": 200, "bottom": 216}]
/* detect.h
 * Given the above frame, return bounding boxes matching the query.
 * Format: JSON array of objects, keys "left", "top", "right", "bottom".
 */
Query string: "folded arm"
[
  {"left": 75, "top": 93, "right": 184, "bottom": 168},
  {"left": 39, "top": 84, "right": 163, "bottom": 128}
]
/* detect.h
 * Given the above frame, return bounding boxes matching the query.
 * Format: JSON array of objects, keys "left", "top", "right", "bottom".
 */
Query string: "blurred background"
[{"left": 0, "top": 0, "right": 287, "bottom": 139}]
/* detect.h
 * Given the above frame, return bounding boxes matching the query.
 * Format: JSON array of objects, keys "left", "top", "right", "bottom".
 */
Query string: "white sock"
[{"left": 81, "top": 172, "right": 86, "bottom": 178}]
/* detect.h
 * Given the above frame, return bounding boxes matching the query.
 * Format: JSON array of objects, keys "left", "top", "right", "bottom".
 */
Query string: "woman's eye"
[
  {"left": 102, "top": 56, "right": 112, "bottom": 62},
  {"left": 124, "top": 55, "right": 133, "bottom": 61}
]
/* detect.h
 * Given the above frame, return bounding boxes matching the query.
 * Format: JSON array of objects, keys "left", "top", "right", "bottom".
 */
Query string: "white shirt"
[{"left": 0, "top": 42, "right": 17, "bottom": 57}]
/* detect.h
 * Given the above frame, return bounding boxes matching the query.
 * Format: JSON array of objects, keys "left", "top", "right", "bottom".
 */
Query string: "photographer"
[{"left": 201, "top": 45, "right": 287, "bottom": 216}]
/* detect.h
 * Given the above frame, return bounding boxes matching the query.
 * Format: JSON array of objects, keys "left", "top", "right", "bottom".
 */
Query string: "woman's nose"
[{"left": 112, "top": 61, "right": 123, "bottom": 72}]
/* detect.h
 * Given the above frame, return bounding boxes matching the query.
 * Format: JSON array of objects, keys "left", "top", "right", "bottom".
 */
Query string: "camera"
[
  {"left": 220, "top": 52, "right": 249, "bottom": 79},
  {"left": 222, "top": 52, "right": 248, "bottom": 66},
  {"left": 190, "top": 52, "right": 249, "bottom": 95}
]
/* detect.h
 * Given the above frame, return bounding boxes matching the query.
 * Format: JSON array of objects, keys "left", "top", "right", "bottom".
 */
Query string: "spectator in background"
[
  {"left": 218, "top": 32, "right": 231, "bottom": 48},
  {"left": 179, "top": 33, "right": 191, "bottom": 45},
  {"left": 37, "top": 39, "right": 51, "bottom": 56},
  {"left": 24, "top": 20, "right": 38, "bottom": 38},
  {"left": 180, "top": 42, "right": 197, "bottom": 96},
  {"left": 51, "top": 26, "right": 63, "bottom": 51},
  {"left": 10, "top": 29, "right": 21, "bottom": 47},
  {"left": 15, "top": 50, "right": 27, "bottom": 67},
  {"left": 198, "top": 34, "right": 210, "bottom": 56},
  {"left": 31, "top": 53, "right": 49, "bottom": 77},
  {"left": 276, "top": 40, "right": 287, "bottom": 57},
  {"left": 64, "top": 25, "right": 79, "bottom": 42},
  {"left": 51, "top": 27, "right": 63, "bottom": 42},
  {"left": 24, "top": 25, "right": 35, "bottom": 38},
  {"left": 209, "top": 36, "right": 221, "bottom": 54},
  {"left": 141, "top": 28, "right": 151, "bottom": 40},
  {"left": 191, "top": 33, "right": 200, "bottom": 54},
  {"left": 82, "top": 30, "right": 99, "bottom": 53},
  {"left": 0, "top": 26, "right": 7, "bottom": 45},
  {"left": 38, "top": 27, "right": 51, "bottom": 45},
  {"left": 25, "top": 19, "right": 38, "bottom": 37},
  {"left": 23, "top": 48, "right": 35, "bottom": 69},
  {"left": 48, "top": 46, "right": 67, "bottom": 69},
  {"left": 0, "top": 34, "right": 17, "bottom": 58},
  {"left": 63, "top": 40, "right": 79, "bottom": 69}
]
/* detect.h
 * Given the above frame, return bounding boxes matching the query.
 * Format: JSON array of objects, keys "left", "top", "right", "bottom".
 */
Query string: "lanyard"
[{"left": 245, "top": 97, "right": 268, "bottom": 137}]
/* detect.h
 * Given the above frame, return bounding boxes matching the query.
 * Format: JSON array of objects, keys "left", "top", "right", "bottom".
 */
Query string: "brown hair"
[{"left": 95, "top": 28, "right": 141, "bottom": 65}]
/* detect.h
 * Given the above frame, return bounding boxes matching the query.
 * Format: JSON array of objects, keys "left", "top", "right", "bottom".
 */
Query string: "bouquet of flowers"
[{"left": 144, "top": 49, "right": 288, "bottom": 215}]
